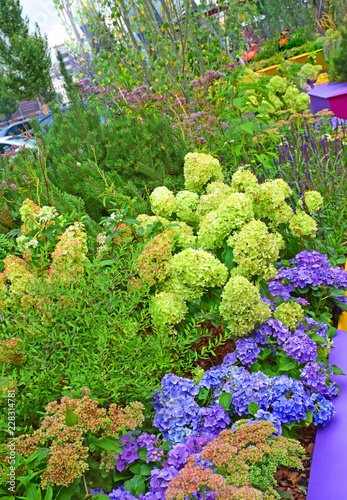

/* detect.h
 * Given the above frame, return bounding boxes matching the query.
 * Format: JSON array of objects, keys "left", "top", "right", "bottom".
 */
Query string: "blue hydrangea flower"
[
  {"left": 234, "top": 337, "right": 260, "bottom": 367},
  {"left": 311, "top": 393, "right": 336, "bottom": 426}
]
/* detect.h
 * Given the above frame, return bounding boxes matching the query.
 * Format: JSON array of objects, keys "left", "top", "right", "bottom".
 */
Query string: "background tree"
[
  {"left": 0, "top": 1, "right": 53, "bottom": 114},
  {"left": 57, "top": 50, "right": 75, "bottom": 94},
  {"left": 0, "top": 92, "right": 17, "bottom": 118}
]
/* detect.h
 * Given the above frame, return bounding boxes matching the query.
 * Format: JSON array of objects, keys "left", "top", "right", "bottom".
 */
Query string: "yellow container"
[
  {"left": 337, "top": 261, "right": 347, "bottom": 331},
  {"left": 256, "top": 49, "right": 329, "bottom": 76}
]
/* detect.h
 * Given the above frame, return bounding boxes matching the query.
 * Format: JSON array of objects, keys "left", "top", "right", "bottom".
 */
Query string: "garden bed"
[{"left": 256, "top": 49, "right": 328, "bottom": 77}]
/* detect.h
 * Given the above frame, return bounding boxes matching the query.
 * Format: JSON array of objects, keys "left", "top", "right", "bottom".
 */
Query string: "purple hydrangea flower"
[
  {"left": 300, "top": 362, "right": 339, "bottom": 399},
  {"left": 234, "top": 338, "right": 260, "bottom": 367},
  {"left": 282, "top": 330, "right": 318, "bottom": 364}
]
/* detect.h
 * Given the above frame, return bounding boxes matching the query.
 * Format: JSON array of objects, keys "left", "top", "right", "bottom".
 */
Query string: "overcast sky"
[{"left": 21, "top": 0, "right": 66, "bottom": 59}]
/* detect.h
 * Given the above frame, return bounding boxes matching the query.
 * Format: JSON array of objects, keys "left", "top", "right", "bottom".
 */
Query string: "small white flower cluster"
[{"left": 38, "top": 206, "right": 58, "bottom": 223}]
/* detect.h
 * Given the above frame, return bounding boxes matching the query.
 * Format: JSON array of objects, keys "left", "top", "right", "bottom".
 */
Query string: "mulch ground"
[
  {"left": 193, "top": 322, "right": 317, "bottom": 500},
  {"left": 275, "top": 424, "right": 317, "bottom": 500}
]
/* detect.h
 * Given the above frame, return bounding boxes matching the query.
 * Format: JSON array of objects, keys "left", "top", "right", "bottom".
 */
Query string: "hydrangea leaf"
[
  {"left": 219, "top": 392, "right": 233, "bottom": 410},
  {"left": 124, "top": 474, "right": 146, "bottom": 495},
  {"left": 311, "top": 333, "right": 328, "bottom": 345},
  {"left": 279, "top": 355, "right": 297, "bottom": 372},
  {"left": 332, "top": 365, "right": 345, "bottom": 376},
  {"left": 137, "top": 447, "right": 148, "bottom": 462},
  {"left": 248, "top": 402, "right": 259, "bottom": 416},
  {"left": 95, "top": 438, "right": 122, "bottom": 453}
]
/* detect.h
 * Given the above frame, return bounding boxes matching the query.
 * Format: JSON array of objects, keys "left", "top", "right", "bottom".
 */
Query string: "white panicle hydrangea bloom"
[
  {"left": 233, "top": 220, "right": 284, "bottom": 279},
  {"left": 304, "top": 191, "right": 323, "bottom": 214},
  {"left": 136, "top": 214, "right": 195, "bottom": 248},
  {"left": 175, "top": 190, "right": 199, "bottom": 224},
  {"left": 268, "top": 92, "right": 283, "bottom": 111},
  {"left": 253, "top": 179, "right": 293, "bottom": 226},
  {"left": 284, "top": 85, "right": 300, "bottom": 106},
  {"left": 150, "top": 186, "right": 177, "bottom": 218},
  {"left": 196, "top": 186, "right": 233, "bottom": 220},
  {"left": 268, "top": 75, "right": 288, "bottom": 94},
  {"left": 205, "top": 181, "right": 233, "bottom": 196},
  {"left": 149, "top": 292, "right": 188, "bottom": 327},
  {"left": 169, "top": 248, "right": 228, "bottom": 301},
  {"left": 274, "top": 302, "right": 304, "bottom": 331},
  {"left": 38, "top": 206, "right": 59, "bottom": 223},
  {"left": 289, "top": 212, "right": 318, "bottom": 238},
  {"left": 184, "top": 152, "right": 223, "bottom": 192},
  {"left": 137, "top": 214, "right": 170, "bottom": 233},
  {"left": 294, "top": 93, "right": 310, "bottom": 113},
  {"left": 231, "top": 170, "right": 259, "bottom": 197},
  {"left": 299, "top": 63, "right": 322, "bottom": 82},
  {"left": 219, "top": 276, "right": 271, "bottom": 336},
  {"left": 197, "top": 193, "right": 254, "bottom": 250},
  {"left": 169, "top": 221, "right": 196, "bottom": 248}
]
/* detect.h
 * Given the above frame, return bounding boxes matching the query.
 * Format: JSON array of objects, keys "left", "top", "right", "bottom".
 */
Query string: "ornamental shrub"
[
  {"left": 274, "top": 302, "right": 305, "bottom": 331},
  {"left": 134, "top": 154, "right": 323, "bottom": 335},
  {"left": 233, "top": 220, "right": 284, "bottom": 279},
  {"left": 150, "top": 186, "right": 177, "bottom": 218},
  {"left": 199, "top": 420, "right": 304, "bottom": 499},
  {"left": 289, "top": 212, "right": 317, "bottom": 238},
  {"left": 149, "top": 292, "right": 188, "bottom": 327},
  {"left": 197, "top": 193, "right": 254, "bottom": 250},
  {"left": 219, "top": 276, "right": 271, "bottom": 336},
  {"left": 16, "top": 396, "right": 144, "bottom": 488},
  {"left": 184, "top": 152, "right": 223, "bottom": 192},
  {"left": 304, "top": 191, "right": 324, "bottom": 214},
  {"left": 168, "top": 248, "right": 228, "bottom": 301}
]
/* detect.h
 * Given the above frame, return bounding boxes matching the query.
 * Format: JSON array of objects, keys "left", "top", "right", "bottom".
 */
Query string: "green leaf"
[
  {"left": 56, "top": 478, "right": 80, "bottom": 500},
  {"left": 248, "top": 402, "right": 259, "bottom": 416},
  {"left": 123, "top": 219, "right": 140, "bottom": 225},
  {"left": 279, "top": 356, "right": 297, "bottom": 372},
  {"left": 329, "top": 288, "right": 347, "bottom": 298},
  {"left": 43, "top": 486, "right": 53, "bottom": 500},
  {"left": 311, "top": 334, "right": 327, "bottom": 345},
  {"left": 233, "top": 97, "right": 244, "bottom": 109},
  {"left": 240, "top": 121, "right": 255, "bottom": 134},
  {"left": 305, "top": 410, "right": 313, "bottom": 424},
  {"left": 113, "top": 471, "right": 128, "bottom": 483},
  {"left": 334, "top": 301, "right": 347, "bottom": 311},
  {"left": 95, "top": 437, "right": 122, "bottom": 453},
  {"left": 219, "top": 392, "right": 232, "bottom": 410},
  {"left": 124, "top": 475, "right": 146, "bottom": 496},
  {"left": 98, "top": 260, "right": 115, "bottom": 267},
  {"left": 328, "top": 327, "right": 337, "bottom": 339},
  {"left": 138, "top": 447, "right": 148, "bottom": 462},
  {"left": 65, "top": 405, "right": 78, "bottom": 427},
  {"left": 42, "top": 226, "right": 56, "bottom": 242},
  {"left": 250, "top": 362, "right": 261, "bottom": 372},
  {"left": 222, "top": 247, "right": 234, "bottom": 269},
  {"left": 91, "top": 496, "right": 110, "bottom": 499},
  {"left": 274, "top": 488, "right": 293, "bottom": 498},
  {"left": 136, "top": 226, "right": 144, "bottom": 235},
  {"left": 259, "top": 279, "right": 275, "bottom": 302},
  {"left": 129, "top": 464, "right": 142, "bottom": 475},
  {"left": 332, "top": 365, "right": 345, "bottom": 376}
]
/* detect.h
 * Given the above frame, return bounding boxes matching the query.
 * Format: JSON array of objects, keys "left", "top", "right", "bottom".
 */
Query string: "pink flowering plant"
[{"left": 9, "top": 395, "right": 145, "bottom": 498}]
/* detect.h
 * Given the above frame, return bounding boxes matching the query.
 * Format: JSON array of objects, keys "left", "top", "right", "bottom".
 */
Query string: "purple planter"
[
  {"left": 308, "top": 82, "right": 347, "bottom": 119},
  {"left": 307, "top": 329, "right": 347, "bottom": 500}
]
